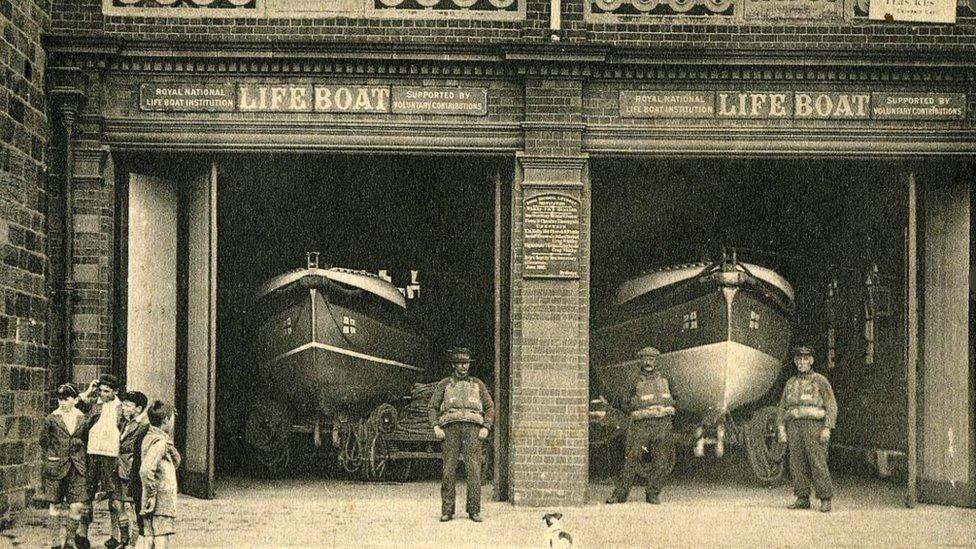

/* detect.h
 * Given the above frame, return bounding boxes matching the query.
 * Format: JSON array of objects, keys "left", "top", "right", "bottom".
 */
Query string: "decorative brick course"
[{"left": 44, "top": 0, "right": 976, "bottom": 50}]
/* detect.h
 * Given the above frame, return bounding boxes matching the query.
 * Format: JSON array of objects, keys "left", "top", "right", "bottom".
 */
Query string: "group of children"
[{"left": 38, "top": 373, "right": 181, "bottom": 549}]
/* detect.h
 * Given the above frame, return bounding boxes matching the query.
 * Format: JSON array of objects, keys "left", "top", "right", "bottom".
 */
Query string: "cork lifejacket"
[
  {"left": 438, "top": 379, "right": 485, "bottom": 426},
  {"left": 629, "top": 374, "right": 676, "bottom": 419},
  {"left": 783, "top": 376, "right": 827, "bottom": 421}
]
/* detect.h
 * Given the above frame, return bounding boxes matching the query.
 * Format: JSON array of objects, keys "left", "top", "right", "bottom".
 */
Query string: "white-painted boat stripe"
[{"left": 271, "top": 342, "right": 424, "bottom": 371}]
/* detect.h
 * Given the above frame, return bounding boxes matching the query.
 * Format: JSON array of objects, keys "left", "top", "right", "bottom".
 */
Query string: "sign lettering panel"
[
  {"left": 620, "top": 91, "right": 715, "bottom": 118},
  {"left": 869, "top": 0, "right": 955, "bottom": 24},
  {"left": 140, "top": 84, "right": 236, "bottom": 112},
  {"left": 619, "top": 90, "right": 967, "bottom": 121},
  {"left": 523, "top": 193, "right": 581, "bottom": 279},
  {"left": 391, "top": 87, "right": 487, "bottom": 116},
  {"left": 871, "top": 93, "right": 967, "bottom": 120}
]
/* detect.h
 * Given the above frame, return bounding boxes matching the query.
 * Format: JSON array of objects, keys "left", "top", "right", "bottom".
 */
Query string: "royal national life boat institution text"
[
  {"left": 140, "top": 83, "right": 488, "bottom": 116},
  {"left": 619, "top": 91, "right": 967, "bottom": 120}
]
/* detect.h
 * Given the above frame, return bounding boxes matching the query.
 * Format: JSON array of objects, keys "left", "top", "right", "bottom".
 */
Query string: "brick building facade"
[
  {"left": 0, "top": 0, "right": 50, "bottom": 527},
  {"left": 0, "top": 0, "right": 974, "bottom": 527}
]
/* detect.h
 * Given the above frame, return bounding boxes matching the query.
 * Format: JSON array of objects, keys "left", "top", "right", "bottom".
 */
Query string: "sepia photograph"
[{"left": 0, "top": 0, "right": 975, "bottom": 547}]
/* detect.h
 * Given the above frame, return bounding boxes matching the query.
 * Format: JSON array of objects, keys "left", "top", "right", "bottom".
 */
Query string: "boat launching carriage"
[{"left": 590, "top": 253, "right": 795, "bottom": 482}]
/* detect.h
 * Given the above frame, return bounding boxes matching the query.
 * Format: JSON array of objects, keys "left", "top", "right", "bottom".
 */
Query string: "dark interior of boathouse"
[
  {"left": 212, "top": 154, "right": 501, "bottom": 475},
  {"left": 586, "top": 157, "right": 969, "bottom": 495},
  {"left": 116, "top": 151, "right": 970, "bottom": 499}
]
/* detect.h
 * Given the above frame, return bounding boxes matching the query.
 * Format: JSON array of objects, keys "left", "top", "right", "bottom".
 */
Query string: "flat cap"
[
  {"left": 97, "top": 373, "right": 120, "bottom": 390},
  {"left": 792, "top": 345, "right": 814, "bottom": 357},
  {"left": 446, "top": 347, "right": 473, "bottom": 363},
  {"left": 637, "top": 346, "right": 661, "bottom": 358}
]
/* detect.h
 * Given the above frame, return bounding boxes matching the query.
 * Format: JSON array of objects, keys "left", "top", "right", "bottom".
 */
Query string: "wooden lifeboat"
[
  {"left": 252, "top": 258, "right": 429, "bottom": 419},
  {"left": 591, "top": 255, "right": 795, "bottom": 440}
]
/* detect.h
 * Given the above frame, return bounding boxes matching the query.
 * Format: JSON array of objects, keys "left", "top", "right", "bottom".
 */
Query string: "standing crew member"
[
  {"left": 428, "top": 347, "right": 495, "bottom": 523},
  {"left": 606, "top": 346, "right": 676, "bottom": 505},
  {"left": 776, "top": 345, "right": 838, "bottom": 513}
]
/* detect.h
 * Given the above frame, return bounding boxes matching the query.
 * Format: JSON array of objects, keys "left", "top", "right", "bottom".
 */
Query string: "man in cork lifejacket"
[
  {"left": 776, "top": 344, "right": 838, "bottom": 513},
  {"left": 428, "top": 347, "right": 495, "bottom": 523},
  {"left": 606, "top": 346, "right": 676, "bottom": 505}
]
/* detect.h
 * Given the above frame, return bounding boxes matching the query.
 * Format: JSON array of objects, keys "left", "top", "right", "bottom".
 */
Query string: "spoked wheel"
[
  {"left": 368, "top": 431, "right": 391, "bottom": 481},
  {"left": 744, "top": 405, "right": 787, "bottom": 485},
  {"left": 337, "top": 421, "right": 362, "bottom": 475},
  {"left": 245, "top": 399, "right": 293, "bottom": 477},
  {"left": 393, "top": 459, "right": 413, "bottom": 483}
]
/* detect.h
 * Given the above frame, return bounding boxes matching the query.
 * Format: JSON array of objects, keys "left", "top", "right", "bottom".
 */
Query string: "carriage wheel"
[
  {"left": 244, "top": 399, "right": 293, "bottom": 476},
  {"left": 744, "top": 405, "right": 786, "bottom": 485},
  {"left": 338, "top": 421, "right": 361, "bottom": 475},
  {"left": 394, "top": 458, "right": 413, "bottom": 482},
  {"left": 368, "top": 431, "right": 391, "bottom": 481}
]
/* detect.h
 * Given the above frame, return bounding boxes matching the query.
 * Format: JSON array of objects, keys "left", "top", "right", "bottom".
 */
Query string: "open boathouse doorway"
[
  {"left": 587, "top": 156, "right": 973, "bottom": 507},
  {"left": 113, "top": 152, "right": 513, "bottom": 497}
]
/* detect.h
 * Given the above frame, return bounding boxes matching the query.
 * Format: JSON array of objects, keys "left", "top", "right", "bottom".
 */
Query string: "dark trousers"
[
  {"left": 788, "top": 419, "right": 833, "bottom": 500},
  {"left": 613, "top": 417, "right": 674, "bottom": 500},
  {"left": 441, "top": 422, "right": 483, "bottom": 516}
]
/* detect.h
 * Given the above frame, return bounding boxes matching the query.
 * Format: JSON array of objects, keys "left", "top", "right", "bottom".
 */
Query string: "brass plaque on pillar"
[{"left": 522, "top": 192, "right": 581, "bottom": 279}]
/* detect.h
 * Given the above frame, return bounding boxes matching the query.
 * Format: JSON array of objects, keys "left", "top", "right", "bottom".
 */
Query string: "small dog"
[{"left": 542, "top": 512, "right": 573, "bottom": 548}]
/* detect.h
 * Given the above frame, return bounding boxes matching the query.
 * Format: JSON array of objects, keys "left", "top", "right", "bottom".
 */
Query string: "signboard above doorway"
[
  {"left": 620, "top": 91, "right": 967, "bottom": 121},
  {"left": 140, "top": 82, "right": 488, "bottom": 116}
]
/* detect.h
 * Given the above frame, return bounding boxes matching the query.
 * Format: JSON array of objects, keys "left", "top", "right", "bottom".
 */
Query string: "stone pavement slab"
[{"left": 4, "top": 474, "right": 975, "bottom": 548}]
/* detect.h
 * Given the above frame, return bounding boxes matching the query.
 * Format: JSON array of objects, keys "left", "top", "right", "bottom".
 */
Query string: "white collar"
[{"left": 53, "top": 407, "right": 83, "bottom": 419}]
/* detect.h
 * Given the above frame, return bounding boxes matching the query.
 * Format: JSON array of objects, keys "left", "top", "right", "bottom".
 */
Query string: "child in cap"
[
  {"left": 38, "top": 383, "right": 92, "bottom": 549},
  {"left": 119, "top": 391, "right": 150, "bottom": 548},
  {"left": 139, "top": 401, "right": 181, "bottom": 549}
]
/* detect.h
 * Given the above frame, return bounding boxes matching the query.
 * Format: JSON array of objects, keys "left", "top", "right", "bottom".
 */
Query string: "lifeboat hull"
[
  {"left": 592, "top": 275, "right": 792, "bottom": 419},
  {"left": 253, "top": 275, "right": 428, "bottom": 418}
]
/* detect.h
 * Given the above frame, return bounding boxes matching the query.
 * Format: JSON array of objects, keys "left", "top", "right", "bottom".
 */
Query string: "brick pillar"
[
  {"left": 508, "top": 76, "right": 589, "bottom": 507},
  {"left": 68, "top": 144, "right": 113, "bottom": 388},
  {"left": 48, "top": 65, "right": 112, "bottom": 390}
]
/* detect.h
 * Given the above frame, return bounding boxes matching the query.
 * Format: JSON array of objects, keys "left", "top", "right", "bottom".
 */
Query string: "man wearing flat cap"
[
  {"left": 776, "top": 345, "right": 838, "bottom": 513},
  {"left": 428, "top": 347, "right": 495, "bottom": 523},
  {"left": 606, "top": 345, "right": 676, "bottom": 505}
]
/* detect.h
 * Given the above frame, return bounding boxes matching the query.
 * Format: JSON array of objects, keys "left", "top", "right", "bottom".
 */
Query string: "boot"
[
  {"left": 104, "top": 539, "right": 120, "bottom": 549},
  {"left": 820, "top": 498, "right": 832, "bottom": 513},
  {"left": 439, "top": 514, "right": 452, "bottom": 522},
  {"left": 120, "top": 524, "right": 131, "bottom": 547},
  {"left": 605, "top": 490, "right": 627, "bottom": 504},
  {"left": 787, "top": 497, "right": 811, "bottom": 510},
  {"left": 74, "top": 535, "right": 91, "bottom": 549},
  {"left": 645, "top": 492, "right": 660, "bottom": 504}
]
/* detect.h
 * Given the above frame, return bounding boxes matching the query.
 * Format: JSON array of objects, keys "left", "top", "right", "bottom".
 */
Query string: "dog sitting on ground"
[{"left": 542, "top": 512, "right": 573, "bottom": 548}]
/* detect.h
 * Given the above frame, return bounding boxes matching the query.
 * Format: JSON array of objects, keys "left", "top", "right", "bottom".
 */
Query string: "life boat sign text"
[
  {"left": 140, "top": 83, "right": 487, "bottom": 116},
  {"left": 620, "top": 91, "right": 967, "bottom": 120}
]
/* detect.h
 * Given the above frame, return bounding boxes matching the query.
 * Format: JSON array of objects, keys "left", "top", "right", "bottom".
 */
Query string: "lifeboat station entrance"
[
  {"left": 45, "top": 42, "right": 975, "bottom": 510},
  {"left": 112, "top": 152, "right": 510, "bottom": 499},
  {"left": 588, "top": 157, "right": 973, "bottom": 507}
]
